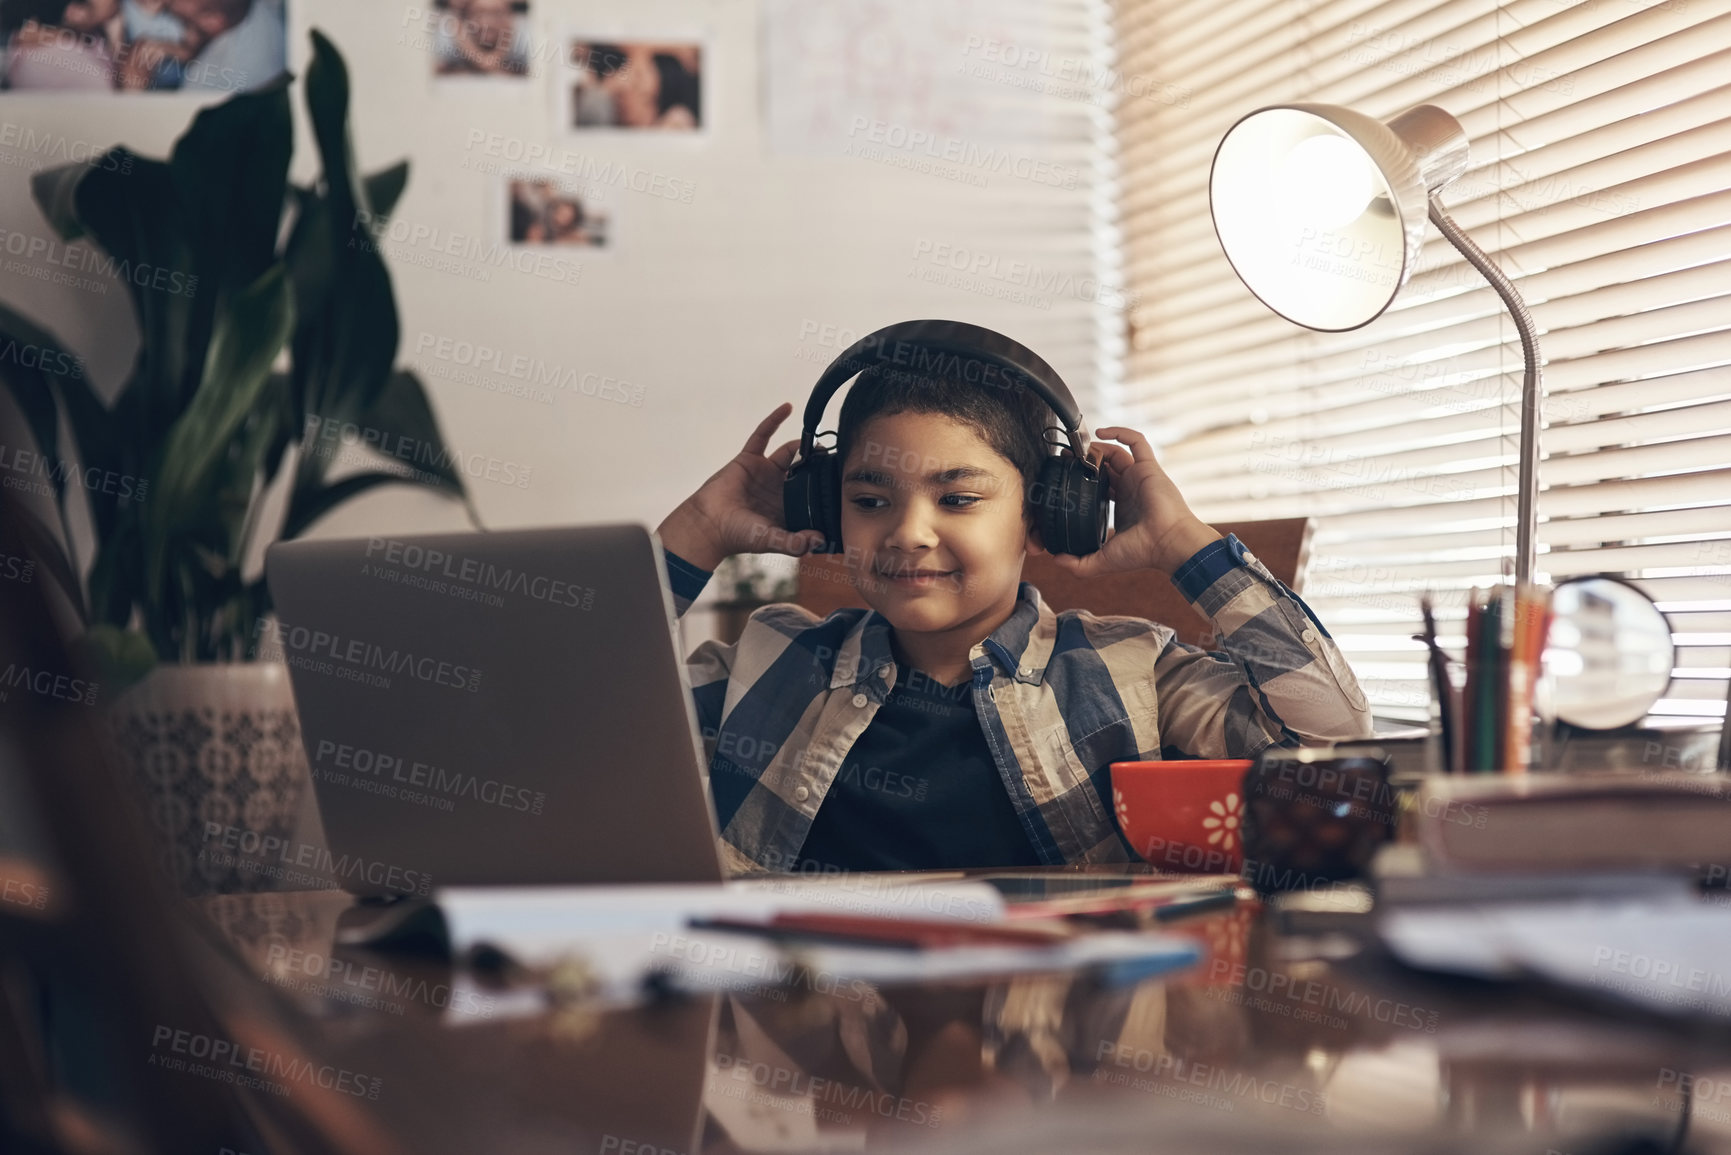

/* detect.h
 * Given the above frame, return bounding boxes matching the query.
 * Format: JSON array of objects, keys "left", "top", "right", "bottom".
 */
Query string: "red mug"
[{"left": 1110, "top": 760, "right": 1254, "bottom": 874}]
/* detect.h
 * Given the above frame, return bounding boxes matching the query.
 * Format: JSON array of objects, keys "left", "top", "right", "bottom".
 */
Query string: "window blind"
[{"left": 1111, "top": 0, "right": 1731, "bottom": 726}]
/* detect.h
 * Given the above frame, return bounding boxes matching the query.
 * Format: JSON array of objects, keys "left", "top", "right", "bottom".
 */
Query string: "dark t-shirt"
[{"left": 796, "top": 664, "right": 1043, "bottom": 871}]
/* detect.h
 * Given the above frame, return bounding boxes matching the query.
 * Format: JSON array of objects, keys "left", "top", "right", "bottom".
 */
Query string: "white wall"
[{"left": 0, "top": 0, "right": 1113, "bottom": 635}]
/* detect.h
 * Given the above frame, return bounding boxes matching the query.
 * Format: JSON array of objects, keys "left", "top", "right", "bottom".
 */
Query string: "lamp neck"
[{"left": 1426, "top": 196, "right": 1543, "bottom": 587}]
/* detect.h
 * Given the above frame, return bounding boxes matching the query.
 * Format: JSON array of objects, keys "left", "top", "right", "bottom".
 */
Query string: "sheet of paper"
[
  {"left": 1381, "top": 896, "right": 1731, "bottom": 1019},
  {"left": 434, "top": 887, "right": 1199, "bottom": 1022},
  {"left": 760, "top": 0, "right": 1056, "bottom": 156},
  {"left": 433, "top": 878, "right": 1007, "bottom": 963},
  {"left": 791, "top": 930, "right": 1201, "bottom": 986}
]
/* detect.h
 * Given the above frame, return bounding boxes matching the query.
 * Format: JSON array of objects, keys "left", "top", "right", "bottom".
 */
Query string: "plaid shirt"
[{"left": 665, "top": 535, "right": 1372, "bottom": 874}]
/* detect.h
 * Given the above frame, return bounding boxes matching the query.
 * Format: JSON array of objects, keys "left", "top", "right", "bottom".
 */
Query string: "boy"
[{"left": 657, "top": 366, "right": 1371, "bottom": 875}]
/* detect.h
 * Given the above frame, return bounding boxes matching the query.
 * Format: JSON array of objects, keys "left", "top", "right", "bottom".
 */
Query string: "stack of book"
[
  {"left": 1387, "top": 770, "right": 1730, "bottom": 886},
  {"left": 1377, "top": 771, "right": 1731, "bottom": 1021}
]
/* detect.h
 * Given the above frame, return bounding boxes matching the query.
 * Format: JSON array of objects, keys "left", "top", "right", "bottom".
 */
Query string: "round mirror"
[{"left": 1539, "top": 576, "right": 1674, "bottom": 729}]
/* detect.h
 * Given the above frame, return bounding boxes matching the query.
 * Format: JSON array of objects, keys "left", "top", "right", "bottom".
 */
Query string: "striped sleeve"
[
  {"left": 673, "top": 586, "right": 748, "bottom": 874},
  {"left": 662, "top": 546, "right": 713, "bottom": 618},
  {"left": 1155, "top": 558, "right": 1373, "bottom": 756}
]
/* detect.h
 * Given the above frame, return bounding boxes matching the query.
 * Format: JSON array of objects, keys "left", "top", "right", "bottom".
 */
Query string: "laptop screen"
[{"left": 265, "top": 524, "right": 726, "bottom": 892}]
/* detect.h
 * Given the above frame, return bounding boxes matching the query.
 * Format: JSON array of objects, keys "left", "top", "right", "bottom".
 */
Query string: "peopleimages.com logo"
[
  {"left": 2, "top": 872, "right": 47, "bottom": 912},
  {"left": 200, "top": 822, "right": 432, "bottom": 896},
  {"left": 310, "top": 737, "right": 547, "bottom": 816},
  {"left": 412, "top": 333, "right": 645, "bottom": 407},
  {"left": 712, "top": 1052, "right": 943, "bottom": 1128},
  {"left": 363, "top": 536, "right": 596, "bottom": 610},
  {"left": 0, "top": 442, "right": 147, "bottom": 503},
  {"left": 266, "top": 942, "right": 496, "bottom": 1018},
  {"left": 0, "top": 121, "right": 133, "bottom": 172},
  {"left": 149, "top": 1025, "right": 382, "bottom": 1099},
  {"left": 253, "top": 618, "right": 482, "bottom": 694},
  {"left": 303, "top": 413, "right": 535, "bottom": 489},
  {"left": 0, "top": 661, "right": 98, "bottom": 706},
  {"left": 845, "top": 117, "right": 1079, "bottom": 189},
  {"left": 0, "top": 225, "right": 197, "bottom": 297}
]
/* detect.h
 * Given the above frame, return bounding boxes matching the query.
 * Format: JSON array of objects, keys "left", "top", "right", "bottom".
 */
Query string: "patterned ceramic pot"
[{"left": 104, "top": 663, "right": 310, "bottom": 895}]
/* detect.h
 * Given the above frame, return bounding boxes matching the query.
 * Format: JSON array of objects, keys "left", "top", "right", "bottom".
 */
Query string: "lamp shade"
[{"left": 1209, "top": 103, "right": 1467, "bottom": 331}]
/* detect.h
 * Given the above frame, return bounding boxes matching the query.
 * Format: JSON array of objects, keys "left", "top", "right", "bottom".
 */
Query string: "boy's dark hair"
[{"left": 834, "top": 365, "right": 1055, "bottom": 519}]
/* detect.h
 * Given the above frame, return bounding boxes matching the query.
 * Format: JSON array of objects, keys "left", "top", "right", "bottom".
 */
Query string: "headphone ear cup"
[
  {"left": 1081, "top": 461, "right": 1108, "bottom": 553},
  {"left": 783, "top": 455, "right": 821, "bottom": 547},
  {"left": 1035, "top": 458, "right": 1072, "bottom": 555},
  {"left": 782, "top": 448, "right": 845, "bottom": 553},
  {"left": 812, "top": 451, "right": 844, "bottom": 553},
  {"left": 1036, "top": 457, "right": 1108, "bottom": 556},
  {"left": 783, "top": 461, "right": 816, "bottom": 537}
]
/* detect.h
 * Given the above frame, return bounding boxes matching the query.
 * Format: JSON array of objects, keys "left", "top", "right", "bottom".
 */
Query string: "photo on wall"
[
  {"left": 429, "top": 0, "right": 529, "bottom": 79},
  {"left": 508, "top": 176, "right": 609, "bottom": 248},
  {"left": 0, "top": 0, "right": 287, "bottom": 93},
  {"left": 566, "top": 38, "right": 702, "bottom": 131}
]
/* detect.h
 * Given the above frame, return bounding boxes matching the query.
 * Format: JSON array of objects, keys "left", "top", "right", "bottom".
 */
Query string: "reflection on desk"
[{"left": 196, "top": 886, "right": 1731, "bottom": 1155}]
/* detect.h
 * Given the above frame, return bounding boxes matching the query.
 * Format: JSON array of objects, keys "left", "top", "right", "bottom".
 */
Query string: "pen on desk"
[
  {"left": 687, "top": 913, "right": 1071, "bottom": 951},
  {"left": 1719, "top": 688, "right": 1731, "bottom": 774},
  {"left": 1496, "top": 584, "right": 1516, "bottom": 773},
  {"left": 1503, "top": 585, "right": 1524, "bottom": 772},
  {"left": 1474, "top": 590, "right": 1502, "bottom": 773},
  {"left": 687, "top": 918, "right": 921, "bottom": 952},
  {"left": 1485, "top": 588, "right": 1508, "bottom": 772},
  {"left": 1002, "top": 882, "right": 1240, "bottom": 923},
  {"left": 1149, "top": 887, "right": 1240, "bottom": 922},
  {"left": 1505, "top": 583, "right": 1548, "bottom": 774},
  {"left": 1462, "top": 589, "right": 1481, "bottom": 773},
  {"left": 1418, "top": 595, "right": 1455, "bottom": 774}
]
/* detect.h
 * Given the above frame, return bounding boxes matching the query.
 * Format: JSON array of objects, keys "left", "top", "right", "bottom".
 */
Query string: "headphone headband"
[
  {"left": 797, "top": 319, "right": 1088, "bottom": 462},
  {"left": 783, "top": 318, "right": 1109, "bottom": 556}
]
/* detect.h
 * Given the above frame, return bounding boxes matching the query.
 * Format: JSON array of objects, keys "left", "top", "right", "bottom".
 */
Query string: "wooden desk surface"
[{"left": 195, "top": 886, "right": 1731, "bottom": 1155}]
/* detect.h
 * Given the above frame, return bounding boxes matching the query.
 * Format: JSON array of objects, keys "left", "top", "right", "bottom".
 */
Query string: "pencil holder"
[{"left": 1238, "top": 749, "right": 1397, "bottom": 894}]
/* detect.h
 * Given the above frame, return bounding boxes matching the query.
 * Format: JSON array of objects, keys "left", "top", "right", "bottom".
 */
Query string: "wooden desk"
[{"left": 194, "top": 885, "right": 1731, "bottom": 1155}]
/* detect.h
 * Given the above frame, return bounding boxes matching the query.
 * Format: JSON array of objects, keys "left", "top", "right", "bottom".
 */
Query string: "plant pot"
[{"left": 103, "top": 663, "right": 312, "bottom": 896}]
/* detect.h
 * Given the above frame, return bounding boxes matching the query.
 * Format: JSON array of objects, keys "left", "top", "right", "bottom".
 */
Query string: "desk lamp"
[
  {"left": 1208, "top": 104, "right": 1543, "bottom": 586},
  {"left": 1209, "top": 107, "right": 1705, "bottom": 755}
]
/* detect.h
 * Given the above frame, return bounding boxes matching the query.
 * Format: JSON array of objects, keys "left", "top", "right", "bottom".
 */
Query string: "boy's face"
[{"left": 839, "top": 411, "right": 1037, "bottom": 643}]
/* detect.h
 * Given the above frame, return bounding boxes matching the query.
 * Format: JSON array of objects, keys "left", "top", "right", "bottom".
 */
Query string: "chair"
[{"left": 793, "top": 518, "right": 1314, "bottom": 648}]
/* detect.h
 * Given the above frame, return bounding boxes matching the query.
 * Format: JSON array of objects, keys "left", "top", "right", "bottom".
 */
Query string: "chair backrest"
[{"left": 793, "top": 518, "right": 1314, "bottom": 648}]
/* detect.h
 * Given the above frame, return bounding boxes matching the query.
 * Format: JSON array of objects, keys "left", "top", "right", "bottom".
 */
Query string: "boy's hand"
[
  {"left": 656, "top": 402, "right": 828, "bottom": 572},
  {"left": 1045, "top": 426, "right": 1220, "bottom": 578}
]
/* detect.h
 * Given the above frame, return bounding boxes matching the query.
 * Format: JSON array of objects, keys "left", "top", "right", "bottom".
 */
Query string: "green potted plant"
[{"left": 0, "top": 31, "right": 476, "bottom": 893}]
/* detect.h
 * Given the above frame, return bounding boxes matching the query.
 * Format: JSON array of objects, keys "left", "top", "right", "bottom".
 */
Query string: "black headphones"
[{"left": 782, "top": 319, "right": 1109, "bottom": 556}]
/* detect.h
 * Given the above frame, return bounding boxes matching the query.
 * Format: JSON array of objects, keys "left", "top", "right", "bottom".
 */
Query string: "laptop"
[{"left": 265, "top": 524, "right": 729, "bottom": 893}]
